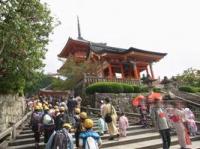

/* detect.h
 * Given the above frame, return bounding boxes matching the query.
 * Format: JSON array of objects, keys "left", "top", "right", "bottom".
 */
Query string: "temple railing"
[
  {"left": 84, "top": 75, "right": 141, "bottom": 86},
  {"left": 0, "top": 111, "right": 32, "bottom": 148}
]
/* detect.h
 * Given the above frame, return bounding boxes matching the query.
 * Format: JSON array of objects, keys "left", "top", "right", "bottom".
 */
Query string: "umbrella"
[
  {"left": 132, "top": 95, "right": 145, "bottom": 106},
  {"left": 148, "top": 92, "right": 162, "bottom": 102}
]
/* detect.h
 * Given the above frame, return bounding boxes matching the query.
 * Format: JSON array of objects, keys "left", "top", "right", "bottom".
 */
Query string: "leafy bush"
[
  {"left": 139, "top": 86, "right": 149, "bottom": 93},
  {"left": 179, "top": 86, "right": 200, "bottom": 93},
  {"left": 132, "top": 85, "right": 149, "bottom": 93},
  {"left": 86, "top": 82, "right": 150, "bottom": 94},
  {"left": 86, "top": 82, "right": 134, "bottom": 94},
  {"left": 123, "top": 84, "right": 135, "bottom": 93},
  {"left": 132, "top": 85, "right": 140, "bottom": 93},
  {"left": 153, "top": 87, "right": 161, "bottom": 93}
]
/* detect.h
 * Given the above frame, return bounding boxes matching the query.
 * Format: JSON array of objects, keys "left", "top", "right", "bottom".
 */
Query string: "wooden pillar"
[
  {"left": 108, "top": 64, "right": 113, "bottom": 79},
  {"left": 100, "top": 63, "right": 104, "bottom": 78},
  {"left": 146, "top": 66, "right": 150, "bottom": 76},
  {"left": 120, "top": 64, "right": 124, "bottom": 79},
  {"left": 149, "top": 63, "right": 155, "bottom": 79},
  {"left": 132, "top": 62, "right": 139, "bottom": 79}
]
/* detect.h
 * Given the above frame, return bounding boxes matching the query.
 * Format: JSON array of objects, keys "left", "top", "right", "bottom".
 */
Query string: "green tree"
[
  {"left": 176, "top": 68, "right": 200, "bottom": 87},
  {"left": 56, "top": 56, "right": 98, "bottom": 90},
  {"left": 24, "top": 72, "right": 54, "bottom": 97},
  {"left": 0, "top": 0, "right": 55, "bottom": 94}
]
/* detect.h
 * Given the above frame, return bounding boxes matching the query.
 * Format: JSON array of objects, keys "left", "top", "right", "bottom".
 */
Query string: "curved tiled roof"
[{"left": 89, "top": 42, "right": 167, "bottom": 56}]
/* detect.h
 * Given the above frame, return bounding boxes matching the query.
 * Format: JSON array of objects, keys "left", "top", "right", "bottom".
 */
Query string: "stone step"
[
  {"left": 8, "top": 131, "right": 158, "bottom": 149},
  {"left": 103, "top": 135, "right": 200, "bottom": 149},
  {"left": 10, "top": 127, "right": 154, "bottom": 146},
  {"left": 21, "top": 122, "right": 137, "bottom": 135},
  {"left": 133, "top": 135, "right": 200, "bottom": 149},
  {"left": 102, "top": 132, "right": 160, "bottom": 148},
  {"left": 163, "top": 140, "right": 200, "bottom": 149}
]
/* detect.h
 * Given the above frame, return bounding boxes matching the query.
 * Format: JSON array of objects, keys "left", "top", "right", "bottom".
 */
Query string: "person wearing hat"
[
  {"left": 74, "top": 108, "right": 81, "bottom": 128},
  {"left": 150, "top": 98, "right": 171, "bottom": 149},
  {"left": 67, "top": 95, "right": 78, "bottom": 124},
  {"left": 30, "top": 105, "right": 43, "bottom": 149},
  {"left": 54, "top": 106, "right": 66, "bottom": 130},
  {"left": 45, "top": 123, "right": 74, "bottom": 149},
  {"left": 79, "top": 118, "right": 102, "bottom": 149},
  {"left": 41, "top": 106, "right": 55, "bottom": 144},
  {"left": 75, "top": 111, "right": 87, "bottom": 148}
]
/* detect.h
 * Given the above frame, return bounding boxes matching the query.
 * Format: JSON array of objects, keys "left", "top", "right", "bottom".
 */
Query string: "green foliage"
[
  {"left": 86, "top": 82, "right": 149, "bottom": 94},
  {"left": 86, "top": 82, "right": 121, "bottom": 94},
  {"left": 51, "top": 77, "right": 67, "bottom": 90},
  {"left": 152, "top": 87, "right": 161, "bottom": 93},
  {"left": 24, "top": 73, "right": 54, "bottom": 96},
  {"left": 123, "top": 84, "right": 135, "bottom": 93},
  {"left": 132, "top": 85, "right": 149, "bottom": 93},
  {"left": 139, "top": 86, "right": 149, "bottom": 92},
  {"left": 179, "top": 86, "right": 200, "bottom": 93},
  {"left": 176, "top": 68, "right": 200, "bottom": 87},
  {"left": 58, "top": 56, "right": 98, "bottom": 90},
  {"left": 132, "top": 85, "right": 140, "bottom": 93},
  {"left": 0, "top": 0, "right": 55, "bottom": 94}
]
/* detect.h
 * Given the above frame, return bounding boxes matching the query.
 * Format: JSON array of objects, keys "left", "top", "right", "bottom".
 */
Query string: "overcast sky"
[{"left": 42, "top": 0, "right": 200, "bottom": 78}]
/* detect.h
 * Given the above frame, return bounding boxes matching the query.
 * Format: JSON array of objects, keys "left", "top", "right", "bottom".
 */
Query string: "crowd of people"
[
  {"left": 28, "top": 95, "right": 127, "bottom": 149},
  {"left": 133, "top": 94, "right": 198, "bottom": 149},
  {"left": 27, "top": 93, "right": 198, "bottom": 149}
]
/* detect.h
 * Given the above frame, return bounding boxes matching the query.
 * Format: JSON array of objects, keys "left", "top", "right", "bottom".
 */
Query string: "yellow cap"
[
  {"left": 55, "top": 108, "right": 59, "bottom": 113},
  {"left": 63, "top": 123, "right": 72, "bottom": 129},
  {"left": 80, "top": 112, "right": 87, "bottom": 119},
  {"left": 54, "top": 106, "right": 58, "bottom": 109},
  {"left": 75, "top": 108, "right": 80, "bottom": 114},
  {"left": 38, "top": 105, "right": 43, "bottom": 110},
  {"left": 37, "top": 102, "right": 42, "bottom": 107},
  {"left": 84, "top": 119, "right": 93, "bottom": 129},
  {"left": 44, "top": 106, "right": 49, "bottom": 110},
  {"left": 34, "top": 105, "right": 40, "bottom": 110},
  {"left": 60, "top": 106, "right": 65, "bottom": 112}
]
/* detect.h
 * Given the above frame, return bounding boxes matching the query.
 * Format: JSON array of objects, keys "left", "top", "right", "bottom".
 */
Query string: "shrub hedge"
[
  {"left": 179, "top": 86, "right": 200, "bottom": 93},
  {"left": 86, "top": 82, "right": 148, "bottom": 94},
  {"left": 152, "top": 87, "right": 162, "bottom": 93}
]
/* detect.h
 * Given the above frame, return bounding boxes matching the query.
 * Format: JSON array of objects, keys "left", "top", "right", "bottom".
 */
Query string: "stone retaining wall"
[
  {"left": 86, "top": 93, "right": 149, "bottom": 113},
  {"left": 0, "top": 94, "right": 26, "bottom": 132}
]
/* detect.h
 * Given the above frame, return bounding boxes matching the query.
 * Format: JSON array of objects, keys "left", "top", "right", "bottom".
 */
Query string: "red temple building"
[{"left": 58, "top": 18, "right": 167, "bottom": 84}]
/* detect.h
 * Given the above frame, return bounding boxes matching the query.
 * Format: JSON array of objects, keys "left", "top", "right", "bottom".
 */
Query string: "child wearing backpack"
[
  {"left": 119, "top": 112, "right": 129, "bottom": 137},
  {"left": 75, "top": 111, "right": 87, "bottom": 148},
  {"left": 42, "top": 106, "right": 55, "bottom": 144},
  {"left": 30, "top": 105, "right": 43, "bottom": 149},
  {"left": 45, "top": 123, "right": 74, "bottom": 149},
  {"left": 79, "top": 119, "right": 102, "bottom": 149}
]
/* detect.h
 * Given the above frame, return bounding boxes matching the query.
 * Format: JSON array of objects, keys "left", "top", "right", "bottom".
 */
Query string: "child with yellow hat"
[
  {"left": 74, "top": 111, "right": 88, "bottom": 148},
  {"left": 79, "top": 118, "right": 102, "bottom": 148},
  {"left": 45, "top": 123, "right": 74, "bottom": 149}
]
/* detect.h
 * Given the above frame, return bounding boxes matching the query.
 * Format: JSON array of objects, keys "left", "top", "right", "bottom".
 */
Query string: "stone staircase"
[{"left": 7, "top": 117, "right": 200, "bottom": 149}]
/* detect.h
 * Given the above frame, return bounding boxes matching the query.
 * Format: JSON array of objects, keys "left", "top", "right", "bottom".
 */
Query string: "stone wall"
[
  {"left": 0, "top": 94, "right": 26, "bottom": 132},
  {"left": 86, "top": 93, "right": 149, "bottom": 113}
]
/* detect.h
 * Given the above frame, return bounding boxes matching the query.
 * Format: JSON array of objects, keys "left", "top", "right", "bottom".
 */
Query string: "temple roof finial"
[{"left": 77, "top": 16, "right": 83, "bottom": 40}]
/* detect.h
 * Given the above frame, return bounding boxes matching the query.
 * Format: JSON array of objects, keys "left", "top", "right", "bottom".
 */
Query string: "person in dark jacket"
[{"left": 55, "top": 106, "right": 66, "bottom": 130}]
